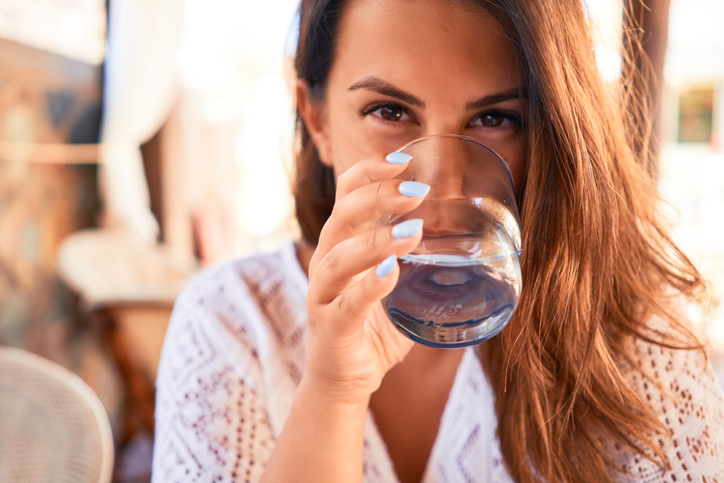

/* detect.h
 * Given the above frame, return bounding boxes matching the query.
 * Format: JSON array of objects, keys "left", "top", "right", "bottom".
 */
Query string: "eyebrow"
[
  {"left": 465, "top": 87, "right": 523, "bottom": 111},
  {"left": 348, "top": 76, "right": 523, "bottom": 111},
  {"left": 348, "top": 76, "right": 425, "bottom": 108}
]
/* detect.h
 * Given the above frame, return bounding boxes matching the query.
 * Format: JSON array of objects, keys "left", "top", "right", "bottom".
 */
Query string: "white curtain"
[{"left": 99, "top": 0, "right": 184, "bottom": 243}]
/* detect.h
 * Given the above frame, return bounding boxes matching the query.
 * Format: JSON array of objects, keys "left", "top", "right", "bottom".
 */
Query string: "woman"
[{"left": 152, "top": 0, "right": 724, "bottom": 481}]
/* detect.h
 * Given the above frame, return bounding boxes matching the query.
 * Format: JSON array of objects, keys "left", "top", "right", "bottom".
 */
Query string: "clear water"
[{"left": 383, "top": 252, "right": 521, "bottom": 348}]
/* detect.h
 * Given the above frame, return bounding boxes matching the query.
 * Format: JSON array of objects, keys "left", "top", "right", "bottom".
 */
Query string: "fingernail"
[
  {"left": 399, "top": 181, "right": 430, "bottom": 197},
  {"left": 386, "top": 152, "right": 413, "bottom": 165},
  {"left": 375, "top": 255, "right": 397, "bottom": 277},
  {"left": 391, "top": 218, "right": 424, "bottom": 238}
]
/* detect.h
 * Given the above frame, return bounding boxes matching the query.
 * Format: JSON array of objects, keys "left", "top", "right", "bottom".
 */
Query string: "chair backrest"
[{"left": 0, "top": 346, "right": 114, "bottom": 483}]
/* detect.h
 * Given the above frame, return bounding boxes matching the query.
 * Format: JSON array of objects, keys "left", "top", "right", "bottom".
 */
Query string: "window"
[{"left": 678, "top": 87, "right": 715, "bottom": 143}]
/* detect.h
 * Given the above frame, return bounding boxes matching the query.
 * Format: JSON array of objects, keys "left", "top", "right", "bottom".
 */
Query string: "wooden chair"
[{"left": 57, "top": 228, "right": 197, "bottom": 441}]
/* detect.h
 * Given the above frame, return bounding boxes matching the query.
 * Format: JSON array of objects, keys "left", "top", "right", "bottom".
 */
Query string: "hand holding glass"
[{"left": 382, "top": 135, "right": 523, "bottom": 348}]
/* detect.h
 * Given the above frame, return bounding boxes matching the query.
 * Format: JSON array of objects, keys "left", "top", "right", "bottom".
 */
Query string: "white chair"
[{"left": 0, "top": 346, "right": 114, "bottom": 483}]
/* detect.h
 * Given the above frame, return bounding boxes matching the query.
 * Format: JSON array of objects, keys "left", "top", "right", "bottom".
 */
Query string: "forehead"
[{"left": 331, "top": 0, "right": 519, "bottom": 96}]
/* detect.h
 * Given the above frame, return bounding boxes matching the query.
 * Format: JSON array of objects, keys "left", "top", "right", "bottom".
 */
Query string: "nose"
[{"left": 403, "top": 135, "right": 471, "bottom": 201}]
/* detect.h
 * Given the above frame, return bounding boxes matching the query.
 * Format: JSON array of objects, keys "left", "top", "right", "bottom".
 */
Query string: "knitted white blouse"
[{"left": 152, "top": 242, "right": 724, "bottom": 482}]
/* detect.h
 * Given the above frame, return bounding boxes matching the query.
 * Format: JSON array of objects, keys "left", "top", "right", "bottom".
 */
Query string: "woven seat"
[{"left": 0, "top": 346, "right": 114, "bottom": 483}]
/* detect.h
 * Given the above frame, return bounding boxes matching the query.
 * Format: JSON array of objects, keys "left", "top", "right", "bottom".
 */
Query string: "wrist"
[
  {"left": 297, "top": 376, "right": 372, "bottom": 415},
  {"left": 262, "top": 374, "right": 368, "bottom": 483}
]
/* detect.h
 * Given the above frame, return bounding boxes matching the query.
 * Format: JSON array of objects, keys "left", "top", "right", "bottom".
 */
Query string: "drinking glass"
[{"left": 382, "top": 134, "right": 523, "bottom": 348}]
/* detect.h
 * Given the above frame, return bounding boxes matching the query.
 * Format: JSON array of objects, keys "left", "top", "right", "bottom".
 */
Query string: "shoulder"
[
  {"left": 175, "top": 241, "right": 307, "bottom": 317},
  {"left": 159, "top": 242, "right": 309, "bottom": 387},
  {"left": 615, "top": 315, "right": 724, "bottom": 479},
  {"left": 152, "top": 246, "right": 307, "bottom": 482},
  {"left": 174, "top": 242, "right": 307, "bottom": 335},
  {"left": 619, "top": 313, "right": 724, "bottom": 419}
]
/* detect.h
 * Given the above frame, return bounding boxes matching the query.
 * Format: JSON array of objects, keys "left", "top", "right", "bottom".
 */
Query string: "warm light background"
[{"left": 0, "top": 1, "right": 722, "bottom": 480}]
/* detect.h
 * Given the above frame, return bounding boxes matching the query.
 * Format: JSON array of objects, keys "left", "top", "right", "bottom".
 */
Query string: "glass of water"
[{"left": 382, "top": 134, "right": 523, "bottom": 348}]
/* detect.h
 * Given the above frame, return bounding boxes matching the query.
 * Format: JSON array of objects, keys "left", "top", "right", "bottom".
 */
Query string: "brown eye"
[
  {"left": 379, "top": 106, "right": 404, "bottom": 121},
  {"left": 480, "top": 114, "right": 504, "bottom": 127},
  {"left": 468, "top": 110, "right": 521, "bottom": 129},
  {"left": 362, "top": 103, "right": 414, "bottom": 123}
]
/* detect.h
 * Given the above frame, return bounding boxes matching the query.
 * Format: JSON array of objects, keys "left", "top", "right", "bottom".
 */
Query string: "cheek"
[
  {"left": 507, "top": 146, "right": 527, "bottom": 194},
  {"left": 325, "top": 105, "right": 364, "bottom": 175},
  {"left": 327, "top": 106, "right": 408, "bottom": 177},
  {"left": 485, "top": 133, "right": 527, "bottom": 194}
]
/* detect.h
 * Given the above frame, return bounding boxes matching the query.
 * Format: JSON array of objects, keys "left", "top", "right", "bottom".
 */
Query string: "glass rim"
[{"left": 394, "top": 134, "right": 516, "bottom": 191}]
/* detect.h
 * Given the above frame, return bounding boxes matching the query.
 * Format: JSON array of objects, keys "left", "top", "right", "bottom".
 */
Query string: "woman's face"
[{"left": 300, "top": 0, "right": 527, "bottom": 190}]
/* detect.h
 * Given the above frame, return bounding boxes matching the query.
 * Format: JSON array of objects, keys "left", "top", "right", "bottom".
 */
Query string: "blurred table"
[{"left": 58, "top": 228, "right": 197, "bottom": 440}]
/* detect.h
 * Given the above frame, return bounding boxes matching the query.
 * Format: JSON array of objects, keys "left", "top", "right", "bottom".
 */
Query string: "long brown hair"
[{"left": 293, "top": 0, "right": 706, "bottom": 481}]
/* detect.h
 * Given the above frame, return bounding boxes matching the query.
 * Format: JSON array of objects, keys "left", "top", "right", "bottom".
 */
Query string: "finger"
[
  {"left": 334, "top": 178, "right": 428, "bottom": 232},
  {"left": 310, "top": 218, "right": 423, "bottom": 305},
  {"left": 323, "top": 254, "right": 401, "bottom": 339},
  {"left": 335, "top": 152, "right": 413, "bottom": 198},
  {"left": 314, "top": 179, "right": 429, "bottom": 264},
  {"left": 310, "top": 152, "right": 419, "bottom": 278}
]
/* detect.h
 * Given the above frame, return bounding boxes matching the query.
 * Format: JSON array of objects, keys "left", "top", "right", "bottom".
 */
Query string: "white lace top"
[{"left": 152, "top": 242, "right": 724, "bottom": 482}]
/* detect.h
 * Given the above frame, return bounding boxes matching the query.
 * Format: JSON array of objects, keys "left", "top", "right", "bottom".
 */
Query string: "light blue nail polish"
[
  {"left": 391, "top": 218, "right": 424, "bottom": 238},
  {"left": 399, "top": 181, "right": 431, "bottom": 197},
  {"left": 375, "top": 255, "right": 397, "bottom": 277},
  {"left": 386, "top": 152, "right": 413, "bottom": 165}
]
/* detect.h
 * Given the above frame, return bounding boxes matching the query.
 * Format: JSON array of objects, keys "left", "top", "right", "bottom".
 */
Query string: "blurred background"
[{"left": 0, "top": 0, "right": 721, "bottom": 481}]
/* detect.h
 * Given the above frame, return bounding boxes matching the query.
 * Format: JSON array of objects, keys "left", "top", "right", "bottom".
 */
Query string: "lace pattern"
[
  {"left": 611, "top": 335, "right": 724, "bottom": 481},
  {"left": 152, "top": 243, "right": 724, "bottom": 482}
]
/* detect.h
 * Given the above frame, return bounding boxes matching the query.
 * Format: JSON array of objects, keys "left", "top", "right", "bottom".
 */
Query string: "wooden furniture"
[{"left": 58, "top": 229, "right": 197, "bottom": 440}]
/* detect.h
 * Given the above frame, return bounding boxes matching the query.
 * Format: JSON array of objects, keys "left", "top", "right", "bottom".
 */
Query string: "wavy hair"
[{"left": 292, "top": 0, "right": 706, "bottom": 480}]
